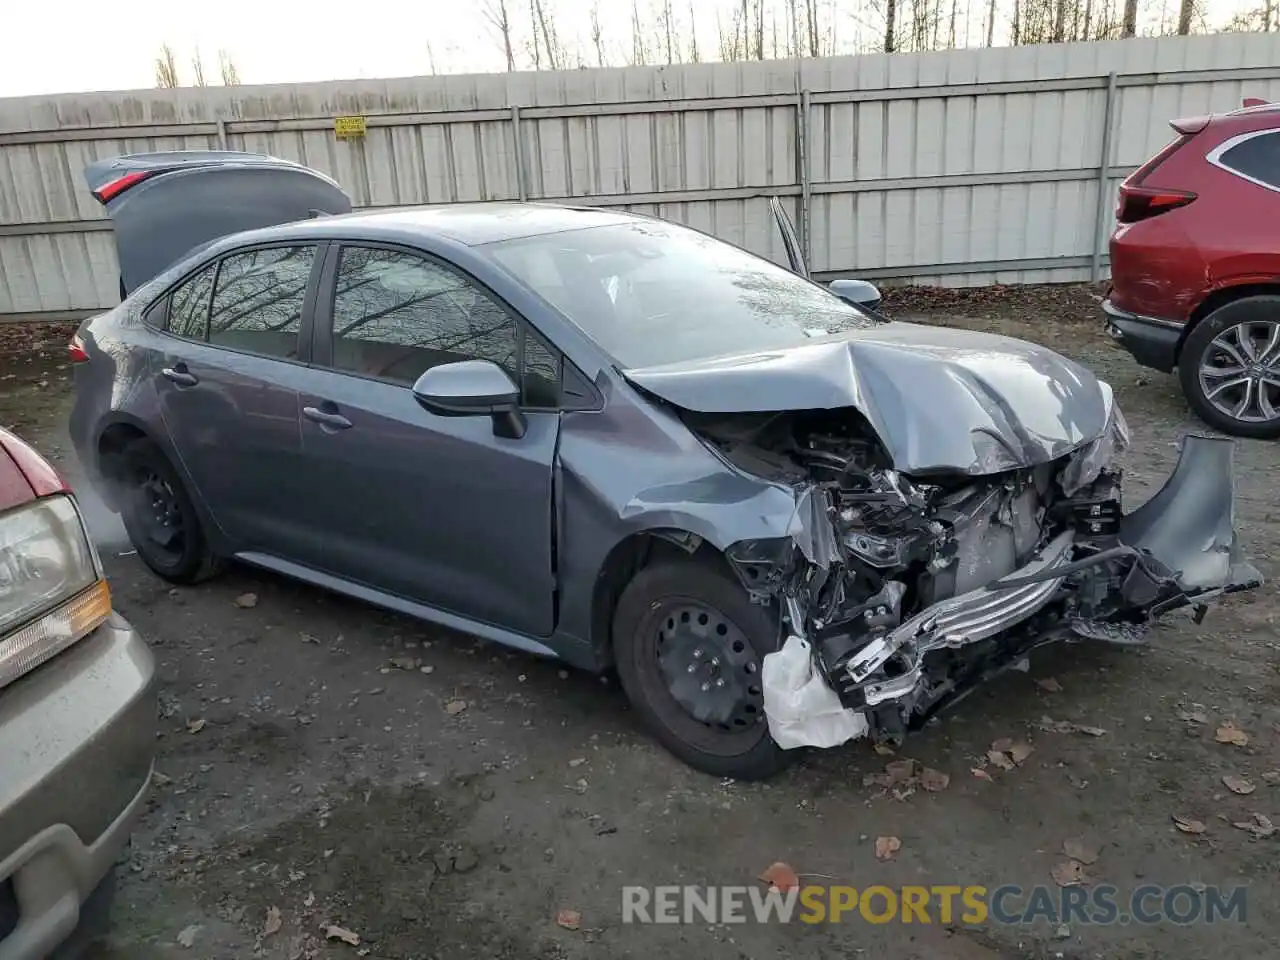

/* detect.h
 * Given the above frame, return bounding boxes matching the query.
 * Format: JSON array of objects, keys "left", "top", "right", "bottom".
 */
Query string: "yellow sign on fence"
[{"left": 334, "top": 116, "right": 367, "bottom": 139}]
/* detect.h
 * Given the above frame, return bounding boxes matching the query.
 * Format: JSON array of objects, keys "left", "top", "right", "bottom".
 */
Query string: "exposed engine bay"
[{"left": 686, "top": 406, "right": 1261, "bottom": 749}]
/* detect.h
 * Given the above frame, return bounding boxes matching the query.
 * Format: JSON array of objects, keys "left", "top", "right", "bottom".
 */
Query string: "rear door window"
[
  {"left": 207, "top": 246, "right": 317, "bottom": 360},
  {"left": 166, "top": 263, "right": 217, "bottom": 339},
  {"left": 1217, "top": 131, "right": 1280, "bottom": 189}
]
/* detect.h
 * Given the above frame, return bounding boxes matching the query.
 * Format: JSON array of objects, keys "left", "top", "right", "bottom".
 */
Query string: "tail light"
[
  {"left": 1116, "top": 185, "right": 1197, "bottom": 224},
  {"left": 91, "top": 170, "right": 151, "bottom": 204},
  {"left": 68, "top": 334, "right": 89, "bottom": 364},
  {"left": 1115, "top": 124, "right": 1198, "bottom": 224}
]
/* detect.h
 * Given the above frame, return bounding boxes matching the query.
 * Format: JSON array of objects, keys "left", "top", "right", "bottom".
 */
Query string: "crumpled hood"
[{"left": 622, "top": 321, "right": 1113, "bottom": 475}]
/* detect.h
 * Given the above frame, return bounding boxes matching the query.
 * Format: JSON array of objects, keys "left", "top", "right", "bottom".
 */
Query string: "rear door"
[
  {"left": 148, "top": 243, "right": 327, "bottom": 562},
  {"left": 296, "top": 242, "right": 561, "bottom": 637}
]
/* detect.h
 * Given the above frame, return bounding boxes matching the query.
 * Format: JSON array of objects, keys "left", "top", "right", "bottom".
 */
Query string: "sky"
[{"left": 0, "top": 0, "right": 1261, "bottom": 98}]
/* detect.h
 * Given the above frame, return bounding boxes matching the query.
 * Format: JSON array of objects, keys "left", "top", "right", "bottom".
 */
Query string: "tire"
[
  {"left": 611, "top": 556, "right": 793, "bottom": 780},
  {"left": 1178, "top": 295, "right": 1280, "bottom": 439},
  {"left": 118, "top": 438, "right": 224, "bottom": 584}
]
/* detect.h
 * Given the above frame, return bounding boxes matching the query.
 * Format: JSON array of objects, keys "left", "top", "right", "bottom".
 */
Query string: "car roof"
[{"left": 234, "top": 202, "right": 644, "bottom": 249}]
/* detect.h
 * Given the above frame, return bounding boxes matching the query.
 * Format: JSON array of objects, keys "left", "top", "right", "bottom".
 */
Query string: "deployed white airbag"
[{"left": 762, "top": 635, "right": 868, "bottom": 749}]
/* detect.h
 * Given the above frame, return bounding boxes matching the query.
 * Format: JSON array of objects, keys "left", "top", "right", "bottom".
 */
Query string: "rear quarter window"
[{"left": 1216, "top": 131, "right": 1280, "bottom": 189}]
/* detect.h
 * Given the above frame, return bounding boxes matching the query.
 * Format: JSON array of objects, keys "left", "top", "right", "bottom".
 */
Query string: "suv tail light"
[
  {"left": 69, "top": 333, "right": 89, "bottom": 364},
  {"left": 1116, "top": 185, "right": 1197, "bottom": 224},
  {"left": 1115, "top": 125, "right": 1199, "bottom": 224}
]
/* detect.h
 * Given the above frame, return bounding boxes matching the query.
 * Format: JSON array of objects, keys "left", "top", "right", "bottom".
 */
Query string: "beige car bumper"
[{"left": 0, "top": 612, "right": 156, "bottom": 960}]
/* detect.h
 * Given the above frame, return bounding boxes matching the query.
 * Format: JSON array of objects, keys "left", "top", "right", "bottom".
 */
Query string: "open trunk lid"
[{"left": 86, "top": 151, "right": 352, "bottom": 296}]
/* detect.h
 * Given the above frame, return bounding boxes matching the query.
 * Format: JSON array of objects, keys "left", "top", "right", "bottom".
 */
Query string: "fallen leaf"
[
  {"left": 445, "top": 699, "right": 467, "bottom": 715},
  {"left": 1216, "top": 723, "right": 1249, "bottom": 747},
  {"left": 325, "top": 925, "right": 360, "bottom": 946},
  {"left": 301, "top": 633, "right": 320, "bottom": 644},
  {"left": 1035, "top": 677, "right": 1062, "bottom": 692},
  {"left": 862, "top": 772, "right": 892, "bottom": 788},
  {"left": 1009, "top": 741, "right": 1035, "bottom": 765},
  {"left": 1178, "top": 708, "right": 1209, "bottom": 723},
  {"left": 234, "top": 592, "right": 258, "bottom": 609},
  {"left": 1231, "top": 813, "right": 1277, "bottom": 839},
  {"left": 1172, "top": 814, "right": 1206, "bottom": 835},
  {"left": 990, "top": 737, "right": 1015, "bottom": 752},
  {"left": 304, "top": 891, "right": 315, "bottom": 908},
  {"left": 1062, "top": 838, "right": 1099, "bottom": 865},
  {"left": 758, "top": 861, "right": 801, "bottom": 892},
  {"left": 1074, "top": 725, "right": 1107, "bottom": 737},
  {"left": 1223, "top": 775, "right": 1256, "bottom": 795},
  {"left": 884, "top": 759, "right": 917, "bottom": 784},
  {"left": 1262, "top": 770, "right": 1280, "bottom": 786},
  {"left": 153, "top": 771, "right": 173, "bottom": 786},
  {"left": 263, "top": 906, "right": 282, "bottom": 937},
  {"left": 987, "top": 749, "right": 1015, "bottom": 771},
  {"left": 1038, "top": 716, "right": 1107, "bottom": 736},
  {"left": 873, "top": 744, "right": 895, "bottom": 756},
  {"left": 1050, "top": 860, "right": 1089, "bottom": 887},
  {"left": 971, "top": 767, "right": 993, "bottom": 781},
  {"left": 874, "top": 836, "right": 901, "bottom": 861},
  {"left": 920, "top": 767, "right": 950, "bottom": 792},
  {"left": 555, "top": 908, "right": 582, "bottom": 931},
  {"left": 186, "top": 717, "right": 206, "bottom": 734},
  {"left": 177, "top": 924, "right": 201, "bottom": 948},
  {"left": 389, "top": 656, "right": 418, "bottom": 671}
]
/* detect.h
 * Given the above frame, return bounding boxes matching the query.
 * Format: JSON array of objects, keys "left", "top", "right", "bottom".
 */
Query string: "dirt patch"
[{"left": 7, "top": 292, "right": 1277, "bottom": 960}]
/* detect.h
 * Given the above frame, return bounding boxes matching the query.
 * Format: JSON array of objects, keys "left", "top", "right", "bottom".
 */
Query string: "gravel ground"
[{"left": 2, "top": 287, "right": 1277, "bottom": 960}]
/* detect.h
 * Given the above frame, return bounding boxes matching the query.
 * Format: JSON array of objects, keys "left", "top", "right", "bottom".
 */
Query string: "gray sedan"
[{"left": 70, "top": 151, "right": 1259, "bottom": 780}]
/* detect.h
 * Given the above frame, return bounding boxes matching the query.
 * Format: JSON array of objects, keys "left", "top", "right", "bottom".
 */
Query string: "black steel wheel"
[
  {"left": 118, "top": 438, "right": 224, "bottom": 584},
  {"left": 612, "top": 556, "right": 791, "bottom": 780}
]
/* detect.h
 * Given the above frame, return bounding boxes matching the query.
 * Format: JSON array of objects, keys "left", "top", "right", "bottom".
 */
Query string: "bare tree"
[
  {"left": 191, "top": 49, "right": 209, "bottom": 87},
  {"left": 630, "top": 0, "right": 649, "bottom": 64},
  {"left": 155, "top": 44, "right": 180, "bottom": 88},
  {"left": 1177, "top": 0, "right": 1195, "bottom": 33},
  {"left": 1121, "top": 0, "right": 1137, "bottom": 36},
  {"left": 218, "top": 50, "right": 241, "bottom": 86},
  {"left": 688, "top": 3, "right": 702, "bottom": 61},
  {"left": 985, "top": 0, "right": 997, "bottom": 44},
  {"left": 482, "top": 0, "right": 517, "bottom": 70},
  {"left": 655, "top": 0, "right": 679, "bottom": 63},
  {"left": 531, "top": 0, "right": 563, "bottom": 69},
  {"left": 590, "top": 2, "right": 609, "bottom": 66},
  {"left": 885, "top": 0, "right": 898, "bottom": 51}
]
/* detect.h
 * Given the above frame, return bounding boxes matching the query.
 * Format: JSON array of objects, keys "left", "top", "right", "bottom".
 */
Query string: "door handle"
[
  {"left": 303, "top": 406, "right": 353, "bottom": 430},
  {"left": 161, "top": 366, "right": 198, "bottom": 387}
]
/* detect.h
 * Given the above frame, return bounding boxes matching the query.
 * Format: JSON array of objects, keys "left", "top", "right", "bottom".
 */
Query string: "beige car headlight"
[{"left": 0, "top": 495, "right": 111, "bottom": 691}]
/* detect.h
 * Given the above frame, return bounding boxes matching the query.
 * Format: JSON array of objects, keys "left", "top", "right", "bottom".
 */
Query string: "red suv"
[{"left": 1105, "top": 101, "right": 1280, "bottom": 438}]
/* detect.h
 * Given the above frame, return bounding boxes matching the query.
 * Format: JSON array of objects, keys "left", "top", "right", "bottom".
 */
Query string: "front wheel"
[
  {"left": 611, "top": 556, "right": 792, "bottom": 780},
  {"left": 1179, "top": 296, "right": 1280, "bottom": 439}
]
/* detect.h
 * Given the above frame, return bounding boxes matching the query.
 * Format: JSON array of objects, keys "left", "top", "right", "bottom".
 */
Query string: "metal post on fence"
[
  {"left": 511, "top": 105, "right": 528, "bottom": 201},
  {"left": 1090, "top": 71, "right": 1118, "bottom": 283},
  {"left": 215, "top": 118, "right": 228, "bottom": 150},
  {"left": 798, "top": 89, "right": 812, "bottom": 266}
]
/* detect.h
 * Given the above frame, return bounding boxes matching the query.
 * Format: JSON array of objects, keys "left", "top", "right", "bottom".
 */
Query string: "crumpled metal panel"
[{"left": 623, "top": 321, "right": 1112, "bottom": 476}]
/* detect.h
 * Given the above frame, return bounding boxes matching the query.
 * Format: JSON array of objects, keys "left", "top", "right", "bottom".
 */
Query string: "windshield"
[{"left": 484, "top": 220, "right": 877, "bottom": 368}]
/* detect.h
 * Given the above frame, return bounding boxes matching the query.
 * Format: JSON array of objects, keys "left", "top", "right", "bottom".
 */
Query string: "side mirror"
[
  {"left": 829, "top": 278, "right": 883, "bottom": 312},
  {"left": 411, "top": 360, "right": 526, "bottom": 439}
]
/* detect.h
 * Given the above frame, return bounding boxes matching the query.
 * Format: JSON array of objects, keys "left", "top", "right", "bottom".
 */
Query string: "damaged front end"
[{"left": 705, "top": 406, "right": 1263, "bottom": 750}]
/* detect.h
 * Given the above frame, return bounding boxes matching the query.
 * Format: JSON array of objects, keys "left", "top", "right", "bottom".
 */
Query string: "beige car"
[{"left": 0, "top": 427, "right": 155, "bottom": 959}]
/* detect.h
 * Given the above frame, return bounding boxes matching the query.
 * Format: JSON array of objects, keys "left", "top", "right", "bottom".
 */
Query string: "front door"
[
  {"left": 150, "top": 243, "right": 326, "bottom": 563},
  {"left": 297, "top": 243, "right": 559, "bottom": 638}
]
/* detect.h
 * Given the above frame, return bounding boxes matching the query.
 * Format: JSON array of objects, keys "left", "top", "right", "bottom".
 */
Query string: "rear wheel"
[
  {"left": 611, "top": 556, "right": 792, "bottom": 780},
  {"left": 118, "top": 438, "right": 224, "bottom": 584},
  {"left": 1180, "top": 296, "right": 1280, "bottom": 439}
]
